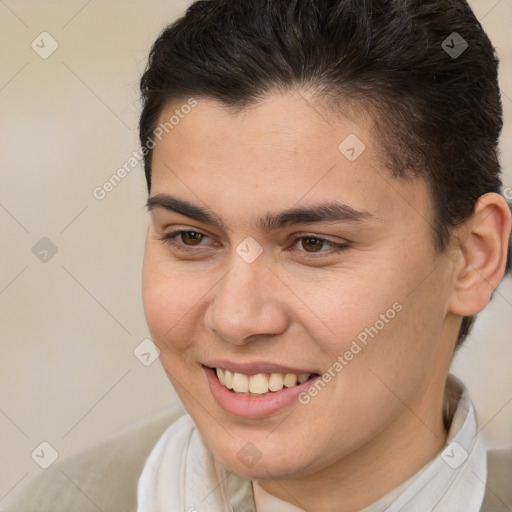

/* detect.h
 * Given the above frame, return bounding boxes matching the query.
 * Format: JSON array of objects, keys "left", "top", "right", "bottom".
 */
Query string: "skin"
[{"left": 142, "top": 91, "right": 511, "bottom": 512}]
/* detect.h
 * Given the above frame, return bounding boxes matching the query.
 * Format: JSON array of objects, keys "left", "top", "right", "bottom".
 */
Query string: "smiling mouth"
[{"left": 212, "top": 367, "right": 318, "bottom": 396}]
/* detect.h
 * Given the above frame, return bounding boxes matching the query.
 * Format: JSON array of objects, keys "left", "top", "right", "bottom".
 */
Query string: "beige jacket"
[{"left": 3, "top": 402, "right": 512, "bottom": 512}]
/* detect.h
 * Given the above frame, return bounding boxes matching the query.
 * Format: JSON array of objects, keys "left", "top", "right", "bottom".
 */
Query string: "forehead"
[
  {"left": 150, "top": 92, "right": 433, "bottom": 230},
  {"left": 154, "top": 92, "right": 364, "bottom": 165}
]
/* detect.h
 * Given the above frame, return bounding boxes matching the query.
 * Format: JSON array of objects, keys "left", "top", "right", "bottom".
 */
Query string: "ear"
[{"left": 448, "top": 193, "right": 511, "bottom": 317}]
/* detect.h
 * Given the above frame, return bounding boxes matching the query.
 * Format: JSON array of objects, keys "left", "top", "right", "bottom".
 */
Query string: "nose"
[{"left": 204, "top": 254, "right": 289, "bottom": 345}]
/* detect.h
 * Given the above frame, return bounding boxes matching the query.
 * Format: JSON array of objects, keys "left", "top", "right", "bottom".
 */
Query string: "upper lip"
[{"left": 203, "top": 359, "right": 319, "bottom": 376}]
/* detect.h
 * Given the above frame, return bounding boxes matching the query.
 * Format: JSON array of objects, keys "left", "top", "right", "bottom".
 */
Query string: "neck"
[{"left": 256, "top": 392, "right": 448, "bottom": 512}]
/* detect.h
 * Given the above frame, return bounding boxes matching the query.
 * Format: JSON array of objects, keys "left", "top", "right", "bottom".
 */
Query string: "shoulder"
[
  {"left": 481, "top": 447, "right": 512, "bottom": 511},
  {"left": 1, "top": 402, "right": 185, "bottom": 512}
]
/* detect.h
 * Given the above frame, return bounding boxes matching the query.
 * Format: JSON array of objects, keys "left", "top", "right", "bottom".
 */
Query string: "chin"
[
  {"left": 199, "top": 430, "right": 321, "bottom": 481},
  {"left": 215, "top": 452, "right": 310, "bottom": 481}
]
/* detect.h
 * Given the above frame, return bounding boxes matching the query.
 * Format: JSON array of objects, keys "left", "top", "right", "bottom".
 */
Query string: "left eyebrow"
[
  {"left": 145, "top": 194, "right": 377, "bottom": 232},
  {"left": 256, "top": 202, "right": 377, "bottom": 231}
]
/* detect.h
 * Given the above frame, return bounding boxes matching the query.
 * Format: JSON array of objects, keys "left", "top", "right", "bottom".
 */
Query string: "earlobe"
[{"left": 448, "top": 193, "right": 512, "bottom": 317}]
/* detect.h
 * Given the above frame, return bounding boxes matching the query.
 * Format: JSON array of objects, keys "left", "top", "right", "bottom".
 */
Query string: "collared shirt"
[
  {"left": 252, "top": 374, "right": 487, "bottom": 512},
  {"left": 4, "top": 374, "right": 507, "bottom": 512}
]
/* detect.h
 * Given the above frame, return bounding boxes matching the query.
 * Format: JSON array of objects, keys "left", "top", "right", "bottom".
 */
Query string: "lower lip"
[{"left": 204, "top": 367, "right": 319, "bottom": 419}]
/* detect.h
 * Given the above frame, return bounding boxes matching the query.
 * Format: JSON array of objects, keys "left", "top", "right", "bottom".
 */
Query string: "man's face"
[{"left": 142, "top": 92, "right": 456, "bottom": 479}]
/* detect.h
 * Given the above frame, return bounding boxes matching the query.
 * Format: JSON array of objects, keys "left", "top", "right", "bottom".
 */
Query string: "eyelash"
[{"left": 157, "top": 230, "right": 350, "bottom": 258}]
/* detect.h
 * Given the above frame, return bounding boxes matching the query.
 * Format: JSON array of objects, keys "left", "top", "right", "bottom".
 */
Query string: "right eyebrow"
[{"left": 146, "top": 194, "right": 229, "bottom": 231}]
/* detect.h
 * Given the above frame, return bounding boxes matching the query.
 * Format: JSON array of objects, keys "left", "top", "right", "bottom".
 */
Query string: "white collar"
[
  {"left": 138, "top": 374, "right": 487, "bottom": 512},
  {"left": 251, "top": 374, "right": 487, "bottom": 512}
]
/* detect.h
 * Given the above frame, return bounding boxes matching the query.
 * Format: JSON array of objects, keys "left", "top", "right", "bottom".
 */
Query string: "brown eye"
[
  {"left": 301, "top": 237, "right": 325, "bottom": 252},
  {"left": 289, "top": 234, "right": 350, "bottom": 258},
  {"left": 180, "top": 231, "right": 204, "bottom": 245}
]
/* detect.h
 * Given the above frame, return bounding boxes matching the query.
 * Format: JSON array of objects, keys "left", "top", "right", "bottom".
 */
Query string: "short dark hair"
[{"left": 139, "top": 0, "right": 510, "bottom": 349}]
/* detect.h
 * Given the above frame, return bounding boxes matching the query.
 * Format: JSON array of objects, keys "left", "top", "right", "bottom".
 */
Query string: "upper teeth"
[{"left": 216, "top": 368, "right": 311, "bottom": 394}]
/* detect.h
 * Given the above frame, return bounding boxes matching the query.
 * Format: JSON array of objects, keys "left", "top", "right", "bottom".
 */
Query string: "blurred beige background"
[{"left": 0, "top": 0, "right": 511, "bottom": 503}]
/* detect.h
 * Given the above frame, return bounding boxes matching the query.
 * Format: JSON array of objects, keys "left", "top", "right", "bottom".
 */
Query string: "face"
[{"left": 142, "top": 91, "right": 457, "bottom": 480}]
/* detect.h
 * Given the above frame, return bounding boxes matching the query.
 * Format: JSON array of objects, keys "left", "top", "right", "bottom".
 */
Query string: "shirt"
[
  {"left": 4, "top": 374, "right": 510, "bottom": 512},
  {"left": 252, "top": 374, "right": 487, "bottom": 511}
]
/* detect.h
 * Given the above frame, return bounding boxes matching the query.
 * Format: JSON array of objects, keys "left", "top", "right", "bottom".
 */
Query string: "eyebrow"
[{"left": 146, "top": 194, "right": 376, "bottom": 231}]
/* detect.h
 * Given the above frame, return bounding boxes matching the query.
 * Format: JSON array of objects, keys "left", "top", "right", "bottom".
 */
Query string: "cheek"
[
  {"left": 141, "top": 246, "right": 202, "bottom": 354},
  {"left": 142, "top": 251, "right": 209, "bottom": 404},
  {"left": 296, "top": 268, "right": 399, "bottom": 348},
  {"left": 300, "top": 255, "right": 444, "bottom": 378}
]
